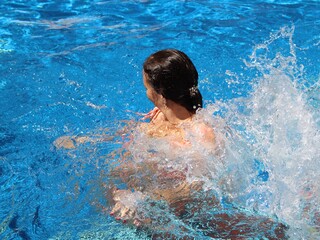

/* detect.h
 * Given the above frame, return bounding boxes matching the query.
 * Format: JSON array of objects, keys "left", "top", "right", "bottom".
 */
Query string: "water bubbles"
[
  {"left": 0, "top": 80, "right": 7, "bottom": 90},
  {"left": 219, "top": 25, "right": 320, "bottom": 238}
]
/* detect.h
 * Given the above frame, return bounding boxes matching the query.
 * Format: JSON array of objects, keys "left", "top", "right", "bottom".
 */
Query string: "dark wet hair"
[{"left": 143, "top": 49, "right": 202, "bottom": 114}]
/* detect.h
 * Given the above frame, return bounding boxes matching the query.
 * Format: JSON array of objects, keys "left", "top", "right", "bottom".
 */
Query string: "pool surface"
[{"left": 1, "top": 0, "right": 319, "bottom": 239}]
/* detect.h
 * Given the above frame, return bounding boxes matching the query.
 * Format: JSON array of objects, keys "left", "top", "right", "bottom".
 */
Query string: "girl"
[{"left": 109, "top": 49, "right": 287, "bottom": 239}]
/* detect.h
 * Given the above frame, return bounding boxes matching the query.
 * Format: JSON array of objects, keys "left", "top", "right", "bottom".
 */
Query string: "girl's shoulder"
[{"left": 189, "top": 121, "right": 215, "bottom": 144}]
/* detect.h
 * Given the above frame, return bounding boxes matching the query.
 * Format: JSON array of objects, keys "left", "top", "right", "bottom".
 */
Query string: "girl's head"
[{"left": 143, "top": 49, "right": 202, "bottom": 114}]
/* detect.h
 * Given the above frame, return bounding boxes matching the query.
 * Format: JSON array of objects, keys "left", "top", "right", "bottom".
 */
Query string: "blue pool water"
[{"left": 1, "top": 0, "right": 319, "bottom": 239}]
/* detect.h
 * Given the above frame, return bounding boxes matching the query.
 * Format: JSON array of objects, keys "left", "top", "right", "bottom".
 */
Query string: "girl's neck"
[{"left": 160, "top": 100, "right": 193, "bottom": 125}]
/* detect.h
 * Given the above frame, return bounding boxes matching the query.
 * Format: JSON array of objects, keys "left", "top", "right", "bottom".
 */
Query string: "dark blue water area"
[{"left": 0, "top": 0, "right": 319, "bottom": 239}]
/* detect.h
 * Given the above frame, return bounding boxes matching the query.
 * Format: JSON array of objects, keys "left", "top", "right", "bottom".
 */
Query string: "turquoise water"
[{"left": 0, "top": 0, "right": 319, "bottom": 239}]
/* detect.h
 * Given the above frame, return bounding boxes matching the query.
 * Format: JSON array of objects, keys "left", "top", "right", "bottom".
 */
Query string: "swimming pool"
[{"left": 1, "top": 0, "right": 319, "bottom": 239}]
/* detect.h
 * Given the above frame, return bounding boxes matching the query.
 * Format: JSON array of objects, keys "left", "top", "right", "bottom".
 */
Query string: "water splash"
[
  {"left": 114, "top": 25, "right": 319, "bottom": 238},
  {"left": 211, "top": 25, "right": 320, "bottom": 238}
]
